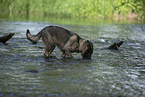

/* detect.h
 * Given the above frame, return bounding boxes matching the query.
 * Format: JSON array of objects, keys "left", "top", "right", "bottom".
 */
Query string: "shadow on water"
[{"left": 0, "top": 13, "right": 145, "bottom": 96}]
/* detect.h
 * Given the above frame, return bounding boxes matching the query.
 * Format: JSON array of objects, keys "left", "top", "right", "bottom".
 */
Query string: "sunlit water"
[{"left": 0, "top": 18, "right": 145, "bottom": 97}]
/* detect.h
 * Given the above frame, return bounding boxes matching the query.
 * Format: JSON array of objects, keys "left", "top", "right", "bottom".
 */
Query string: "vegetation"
[{"left": 0, "top": 0, "right": 145, "bottom": 20}]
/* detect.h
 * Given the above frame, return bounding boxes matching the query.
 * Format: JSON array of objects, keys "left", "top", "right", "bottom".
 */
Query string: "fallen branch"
[
  {"left": 0, "top": 33, "right": 15, "bottom": 43},
  {"left": 108, "top": 41, "right": 123, "bottom": 50}
]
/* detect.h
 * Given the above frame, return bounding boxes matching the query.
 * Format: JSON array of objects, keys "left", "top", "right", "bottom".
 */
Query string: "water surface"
[{"left": 0, "top": 17, "right": 145, "bottom": 97}]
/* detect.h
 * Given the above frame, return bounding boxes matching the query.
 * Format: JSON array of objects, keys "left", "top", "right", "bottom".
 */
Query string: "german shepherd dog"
[{"left": 26, "top": 26, "right": 93, "bottom": 59}]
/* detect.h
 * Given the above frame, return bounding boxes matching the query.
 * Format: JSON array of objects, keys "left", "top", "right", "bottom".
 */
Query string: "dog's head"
[{"left": 81, "top": 40, "right": 93, "bottom": 59}]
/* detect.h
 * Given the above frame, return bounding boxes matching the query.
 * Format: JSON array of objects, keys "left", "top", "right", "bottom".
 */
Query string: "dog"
[{"left": 26, "top": 26, "right": 93, "bottom": 59}]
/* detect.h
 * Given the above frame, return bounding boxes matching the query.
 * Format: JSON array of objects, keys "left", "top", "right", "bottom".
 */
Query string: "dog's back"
[
  {"left": 41, "top": 26, "right": 78, "bottom": 49},
  {"left": 42, "top": 26, "right": 75, "bottom": 41},
  {"left": 26, "top": 26, "right": 76, "bottom": 44}
]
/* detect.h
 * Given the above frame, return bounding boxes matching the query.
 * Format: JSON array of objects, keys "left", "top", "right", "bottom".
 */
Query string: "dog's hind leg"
[
  {"left": 42, "top": 35, "right": 55, "bottom": 57},
  {"left": 44, "top": 45, "right": 55, "bottom": 57}
]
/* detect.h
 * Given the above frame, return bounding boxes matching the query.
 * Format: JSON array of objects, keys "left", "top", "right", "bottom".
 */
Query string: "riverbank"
[{"left": 0, "top": 0, "right": 145, "bottom": 20}]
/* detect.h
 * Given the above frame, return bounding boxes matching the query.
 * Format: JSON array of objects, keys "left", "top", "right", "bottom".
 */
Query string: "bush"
[{"left": 0, "top": 0, "right": 144, "bottom": 19}]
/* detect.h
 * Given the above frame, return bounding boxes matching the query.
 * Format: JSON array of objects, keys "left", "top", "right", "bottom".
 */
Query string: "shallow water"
[{"left": 0, "top": 18, "right": 145, "bottom": 97}]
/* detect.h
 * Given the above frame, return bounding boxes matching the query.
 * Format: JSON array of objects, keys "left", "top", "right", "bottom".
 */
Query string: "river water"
[{"left": 0, "top": 16, "right": 145, "bottom": 97}]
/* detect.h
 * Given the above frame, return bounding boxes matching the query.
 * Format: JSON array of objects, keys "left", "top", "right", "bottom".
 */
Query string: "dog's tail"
[{"left": 26, "top": 29, "right": 42, "bottom": 44}]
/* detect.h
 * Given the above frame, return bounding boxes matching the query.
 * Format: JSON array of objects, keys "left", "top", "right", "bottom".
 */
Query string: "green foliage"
[
  {"left": 113, "top": 0, "right": 145, "bottom": 19},
  {"left": 0, "top": 0, "right": 144, "bottom": 19}
]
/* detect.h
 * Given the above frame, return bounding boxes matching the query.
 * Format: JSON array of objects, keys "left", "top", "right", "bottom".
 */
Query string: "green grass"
[{"left": 0, "top": 0, "right": 144, "bottom": 19}]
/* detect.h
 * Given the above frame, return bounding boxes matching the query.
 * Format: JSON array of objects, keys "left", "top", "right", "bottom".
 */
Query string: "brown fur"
[{"left": 26, "top": 26, "right": 93, "bottom": 59}]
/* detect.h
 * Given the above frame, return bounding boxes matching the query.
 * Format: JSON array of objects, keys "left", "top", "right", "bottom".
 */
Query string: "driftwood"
[
  {"left": 0, "top": 33, "right": 15, "bottom": 43},
  {"left": 108, "top": 41, "right": 123, "bottom": 50}
]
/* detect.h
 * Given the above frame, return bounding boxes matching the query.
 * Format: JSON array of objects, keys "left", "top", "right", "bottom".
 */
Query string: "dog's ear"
[
  {"left": 86, "top": 40, "right": 93, "bottom": 50},
  {"left": 85, "top": 41, "right": 89, "bottom": 50}
]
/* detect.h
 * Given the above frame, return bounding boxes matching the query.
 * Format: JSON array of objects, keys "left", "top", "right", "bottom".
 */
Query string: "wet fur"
[{"left": 26, "top": 26, "right": 93, "bottom": 59}]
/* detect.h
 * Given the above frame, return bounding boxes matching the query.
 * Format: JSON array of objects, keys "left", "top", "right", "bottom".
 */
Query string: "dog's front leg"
[
  {"left": 64, "top": 50, "right": 73, "bottom": 58},
  {"left": 62, "top": 35, "right": 79, "bottom": 58},
  {"left": 61, "top": 52, "right": 66, "bottom": 57},
  {"left": 63, "top": 43, "right": 78, "bottom": 58},
  {"left": 62, "top": 47, "right": 73, "bottom": 58}
]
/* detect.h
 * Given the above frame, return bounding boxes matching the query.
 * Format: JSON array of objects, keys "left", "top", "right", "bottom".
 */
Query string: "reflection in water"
[{"left": 0, "top": 19, "right": 145, "bottom": 96}]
